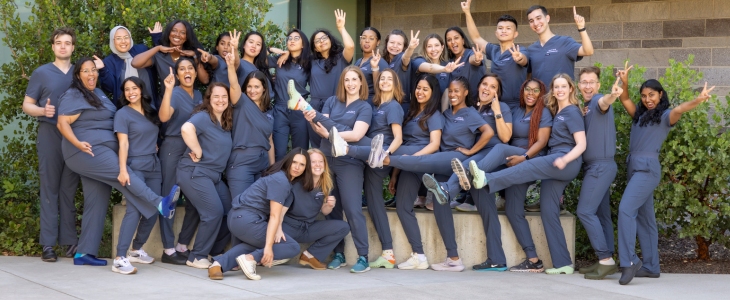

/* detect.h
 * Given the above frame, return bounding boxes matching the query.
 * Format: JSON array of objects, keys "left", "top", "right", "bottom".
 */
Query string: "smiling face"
[
  {"left": 378, "top": 71, "right": 394, "bottom": 93},
  {"left": 640, "top": 87, "right": 662, "bottom": 110},
  {"left": 478, "top": 76, "right": 499, "bottom": 103},
  {"left": 113, "top": 29, "right": 131, "bottom": 53},
  {"left": 552, "top": 77, "right": 572, "bottom": 102},
  {"left": 527, "top": 10, "right": 549, "bottom": 35},
  {"left": 445, "top": 30, "right": 464, "bottom": 57},
  {"left": 289, "top": 154, "right": 307, "bottom": 178},
  {"left": 386, "top": 34, "right": 405, "bottom": 57},
  {"left": 52, "top": 34, "right": 74, "bottom": 60},
  {"left": 246, "top": 78, "right": 264, "bottom": 102},
  {"left": 415, "top": 79, "right": 432, "bottom": 105},
  {"left": 313, "top": 32, "right": 331, "bottom": 54},
  {"left": 578, "top": 72, "right": 600, "bottom": 102},
  {"left": 123, "top": 80, "right": 141, "bottom": 105},
  {"left": 360, "top": 29, "right": 379, "bottom": 54},
  {"left": 169, "top": 22, "right": 187, "bottom": 47},
  {"left": 287, "top": 32, "right": 303, "bottom": 52},
  {"left": 495, "top": 21, "right": 518, "bottom": 43},
  {"left": 523, "top": 81, "right": 541, "bottom": 108},
  {"left": 209, "top": 86, "right": 229, "bottom": 115},
  {"left": 448, "top": 81, "right": 468, "bottom": 108},
  {"left": 309, "top": 152, "right": 325, "bottom": 177},
  {"left": 425, "top": 38, "right": 444, "bottom": 61},
  {"left": 215, "top": 35, "right": 232, "bottom": 58},
  {"left": 175, "top": 60, "right": 197, "bottom": 88},
  {"left": 78, "top": 61, "right": 97, "bottom": 91},
  {"left": 243, "top": 34, "right": 263, "bottom": 58},
  {"left": 344, "top": 71, "right": 362, "bottom": 96}
]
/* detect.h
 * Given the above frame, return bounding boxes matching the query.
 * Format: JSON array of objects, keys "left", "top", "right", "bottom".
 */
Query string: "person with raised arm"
[
  {"left": 197, "top": 30, "right": 242, "bottom": 87},
  {"left": 525, "top": 6, "right": 593, "bottom": 86}
]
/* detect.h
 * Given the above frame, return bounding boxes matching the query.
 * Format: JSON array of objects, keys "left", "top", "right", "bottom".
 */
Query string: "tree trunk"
[{"left": 696, "top": 235, "right": 711, "bottom": 261}]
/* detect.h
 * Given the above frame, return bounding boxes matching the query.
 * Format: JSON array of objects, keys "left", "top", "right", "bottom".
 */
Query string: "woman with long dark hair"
[
  {"left": 176, "top": 58, "right": 237, "bottom": 269},
  {"left": 460, "top": 73, "right": 586, "bottom": 275},
  {"left": 96, "top": 24, "right": 162, "bottom": 106},
  {"left": 410, "top": 34, "right": 465, "bottom": 99},
  {"left": 306, "top": 9, "right": 355, "bottom": 149},
  {"left": 131, "top": 19, "right": 209, "bottom": 103},
  {"left": 56, "top": 57, "right": 180, "bottom": 267},
  {"left": 615, "top": 67, "right": 714, "bottom": 285},
  {"left": 112, "top": 77, "right": 163, "bottom": 274},
  {"left": 208, "top": 148, "right": 312, "bottom": 280},
  {"left": 445, "top": 26, "right": 485, "bottom": 98},
  {"left": 355, "top": 27, "right": 389, "bottom": 107},
  {"left": 239, "top": 31, "right": 275, "bottom": 96},
  {"left": 382, "top": 29, "right": 419, "bottom": 114},
  {"left": 198, "top": 30, "right": 241, "bottom": 87},
  {"left": 303, "top": 66, "right": 372, "bottom": 273},
  {"left": 156, "top": 57, "right": 203, "bottom": 264}
]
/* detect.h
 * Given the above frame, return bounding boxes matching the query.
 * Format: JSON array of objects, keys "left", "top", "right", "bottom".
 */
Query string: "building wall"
[{"left": 370, "top": 0, "right": 730, "bottom": 95}]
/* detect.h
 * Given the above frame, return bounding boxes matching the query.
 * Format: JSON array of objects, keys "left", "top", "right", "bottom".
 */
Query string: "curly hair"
[
  {"left": 310, "top": 29, "right": 344, "bottom": 73},
  {"left": 192, "top": 82, "right": 233, "bottom": 131}
]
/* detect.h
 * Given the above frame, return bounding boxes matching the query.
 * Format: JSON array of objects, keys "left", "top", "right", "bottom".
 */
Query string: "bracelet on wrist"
[{"left": 577, "top": 27, "right": 586, "bottom": 32}]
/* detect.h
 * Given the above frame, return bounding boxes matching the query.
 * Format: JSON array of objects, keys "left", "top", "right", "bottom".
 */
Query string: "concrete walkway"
[{"left": 0, "top": 256, "right": 725, "bottom": 300}]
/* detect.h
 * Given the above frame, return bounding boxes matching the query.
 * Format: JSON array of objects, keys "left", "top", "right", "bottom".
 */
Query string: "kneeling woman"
[
  {"left": 615, "top": 73, "right": 714, "bottom": 285},
  {"left": 281, "top": 149, "right": 350, "bottom": 269},
  {"left": 176, "top": 58, "right": 238, "bottom": 268},
  {"left": 208, "top": 148, "right": 312, "bottom": 280},
  {"left": 57, "top": 57, "right": 179, "bottom": 266}
]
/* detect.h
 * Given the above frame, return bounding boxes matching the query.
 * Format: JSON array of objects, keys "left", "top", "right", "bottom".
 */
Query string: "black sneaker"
[
  {"left": 509, "top": 258, "right": 544, "bottom": 273},
  {"left": 635, "top": 268, "right": 660, "bottom": 278},
  {"left": 619, "top": 260, "right": 643, "bottom": 285},
  {"left": 162, "top": 251, "right": 188, "bottom": 265},
  {"left": 472, "top": 261, "right": 507, "bottom": 271},
  {"left": 385, "top": 198, "right": 397, "bottom": 210},
  {"left": 42, "top": 247, "right": 57, "bottom": 262}
]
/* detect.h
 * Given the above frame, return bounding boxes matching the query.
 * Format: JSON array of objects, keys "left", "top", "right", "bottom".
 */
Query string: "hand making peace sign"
[{"left": 408, "top": 30, "right": 420, "bottom": 50}]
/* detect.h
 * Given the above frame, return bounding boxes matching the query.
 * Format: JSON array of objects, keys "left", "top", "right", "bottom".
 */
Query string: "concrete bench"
[{"left": 112, "top": 204, "right": 575, "bottom": 269}]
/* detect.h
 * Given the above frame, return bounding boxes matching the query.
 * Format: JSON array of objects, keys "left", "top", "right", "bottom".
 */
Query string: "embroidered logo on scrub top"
[
  {"left": 378, "top": 110, "right": 385, "bottom": 115},
  {"left": 361, "top": 66, "right": 368, "bottom": 71},
  {"left": 389, "top": 63, "right": 395, "bottom": 68},
  {"left": 266, "top": 114, "right": 273, "bottom": 120},
  {"left": 346, "top": 110, "right": 356, "bottom": 114},
  {"left": 297, "top": 64, "right": 302, "bottom": 70},
  {"left": 455, "top": 117, "right": 465, "bottom": 122},
  {"left": 522, "top": 116, "right": 531, "bottom": 122},
  {"left": 585, "top": 107, "right": 591, "bottom": 114},
  {"left": 439, "top": 73, "right": 447, "bottom": 78},
  {"left": 556, "top": 116, "right": 565, "bottom": 121},
  {"left": 501, "top": 57, "right": 512, "bottom": 62},
  {"left": 546, "top": 49, "right": 558, "bottom": 56}
]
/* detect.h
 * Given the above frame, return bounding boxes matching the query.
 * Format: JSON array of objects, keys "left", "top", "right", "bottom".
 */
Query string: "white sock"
[
  {"left": 417, "top": 254, "right": 427, "bottom": 261},
  {"left": 600, "top": 258, "right": 615, "bottom": 265},
  {"left": 164, "top": 248, "right": 175, "bottom": 256},
  {"left": 176, "top": 244, "right": 188, "bottom": 253},
  {"left": 210, "top": 261, "right": 220, "bottom": 268}
]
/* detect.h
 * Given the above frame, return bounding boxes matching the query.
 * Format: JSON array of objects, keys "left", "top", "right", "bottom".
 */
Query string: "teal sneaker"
[
  {"left": 328, "top": 253, "right": 346, "bottom": 269},
  {"left": 350, "top": 256, "right": 371, "bottom": 273},
  {"left": 422, "top": 174, "right": 449, "bottom": 205}
]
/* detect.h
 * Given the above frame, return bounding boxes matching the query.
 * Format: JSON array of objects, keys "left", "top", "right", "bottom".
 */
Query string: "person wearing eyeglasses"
[
  {"left": 268, "top": 29, "right": 312, "bottom": 161},
  {"left": 307, "top": 9, "right": 355, "bottom": 149},
  {"left": 96, "top": 24, "right": 163, "bottom": 107}
]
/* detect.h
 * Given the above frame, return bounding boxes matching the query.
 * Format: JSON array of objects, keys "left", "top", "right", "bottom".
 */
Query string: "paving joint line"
[
  {"left": 0, "top": 267, "right": 82, "bottom": 299},
  {"left": 150, "top": 263, "right": 271, "bottom": 297}
]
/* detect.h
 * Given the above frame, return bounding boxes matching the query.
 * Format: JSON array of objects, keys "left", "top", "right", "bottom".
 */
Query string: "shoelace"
[
  {"left": 117, "top": 257, "right": 130, "bottom": 267},
  {"left": 135, "top": 249, "right": 148, "bottom": 257}
]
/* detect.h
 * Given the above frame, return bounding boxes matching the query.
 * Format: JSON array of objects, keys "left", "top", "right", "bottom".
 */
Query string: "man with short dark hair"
[
  {"left": 462, "top": 0, "right": 527, "bottom": 110},
  {"left": 22, "top": 27, "right": 81, "bottom": 262},
  {"left": 526, "top": 5, "right": 594, "bottom": 86}
]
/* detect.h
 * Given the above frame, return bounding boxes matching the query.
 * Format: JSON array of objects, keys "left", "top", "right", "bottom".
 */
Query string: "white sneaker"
[
  {"left": 455, "top": 203, "right": 477, "bottom": 212},
  {"left": 112, "top": 257, "right": 137, "bottom": 275},
  {"left": 368, "top": 134, "right": 385, "bottom": 168},
  {"left": 236, "top": 254, "right": 261, "bottom": 280},
  {"left": 127, "top": 249, "right": 155, "bottom": 264},
  {"left": 431, "top": 257, "right": 465, "bottom": 272},
  {"left": 414, "top": 196, "right": 426, "bottom": 208},
  {"left": 398, "top": 253, "right": 429, "bottom": 270},
  {"left": 495, "top": 194, "right": 505, "bottom": 211},
  {"left": 186, "top": 258, "right": 212, "bottom": 269},
  {"left": 329, "top": 127, "right": 348, "bottom": 157}
]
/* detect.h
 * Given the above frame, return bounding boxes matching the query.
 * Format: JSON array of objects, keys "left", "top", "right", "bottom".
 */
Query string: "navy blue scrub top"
[
  {"left": 310, "top": 53, "right": 352, "bottom": 102},
  {"left": 366, "top": 100, "right": 404, "bottom": 145},
  {"left": 232, "top": 170, "right": 294, "bottom": 215},
  {"left": 583, "top": 93, "right": 616, "bottom": 162},
  {"left": 484, "top": 43, "right": 529, "bottom": 110},
  {"left": 284, "top": 182, "right": 324, "bottom": 225},
  {"left": 58, "top": 88, "right": 117, "bottom": 159},
  {"left": 165, "top": 86, "right": 203, "bottom": 137},
  {"left": 355, "top": 56, "right": 389, "bottom": 107},
  {"left": 211, "top": 54, "right": 239, "bottom": 87},
  {"left": 527, "top": 35, "right": 583, "bottom": 86},
  {"left": 411, "top": 57, "right": 450, "bottom": 96},
  {"left": 387, "top": 52, "right": 411, "bottom": 106},
  {"left": 231, "top": 94, "right": 274, "bottom": 152},
  {"left": 402, "top": 111, "right": 445, "bottom": 147},
  {"left": 25, "top": 63, "right": 75, "bottom": 125},
  {"left": 268, "top": 55, "right": 309, "bottom": 106},
  {"left": 114, "top": 106, "right": 159, "bottom": 157},
  {"left": 315, "top": 96, "right": 373, "bottom": 157},
  {"left": 628, "top": 106, "right": 674, "bottom": 154},
  {"left": 547, "top": 104, "right": 585, "bottom": 152},
  {"left": 440, "top": 106, "right": 487, "bottom": 152},
  {"left": 449, "top": 48, "right": 485, "bottom": 99},
  {"left": 177, "top": 111, "right": 232, "bottom": 173},
  {"left": 476, "top": 102, "right": 512, "bottom": 149},
  {"left": 510, "top": 106, "right": 553, "bottom": 149}
]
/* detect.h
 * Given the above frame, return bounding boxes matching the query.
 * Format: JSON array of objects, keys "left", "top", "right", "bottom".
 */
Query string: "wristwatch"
[
  {"left": 522, "top": 153, "right": 529, "bottom": 160},
  {"left": 495, "top": 113, "right": 503, "bottom": 119}
]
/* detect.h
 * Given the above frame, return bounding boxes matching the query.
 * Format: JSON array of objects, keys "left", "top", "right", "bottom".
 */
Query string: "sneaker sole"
[
  {"left": 299, "top": 259, "right": 326, "bottom": 270},
  {"left": 368, "top": 134, "right": 384, "bottom": 168},
  {"left": 422, "top": 175, "right": 448, "bottom": 205},
  {"left": 350, "top": 266, "right": 371, "bottom": 273},
  {"left": 451, "top": 158, "right": 471, "bottom": 190},
  {"left": 369, "top": 262, "right": 395, "bottom": 269},
  {"left": 469, "top": 161, "right": 487, "bottom": 189},
  {"left": 185, "top": 260, "right": 211, "bottom": 269},
  {"left": 328, "top": 127, "right": 340, "bottom": 157},
  {"left": 127, "top": 257, "right": 155, "bottom": 264},
  {"left": 473, "top": 267, "right": 508, "bottom": 272},
  {"left": 432, "top": 267, "right": 465, "bottom": 272},
  {"left": 509, "top": 268, "right": 545, "bottom": 273},
  {"left": 112, "top": 266, "right": 137, "bottom": 275},
  {"left": 328, "top": 262, "right": 347, "bottom": 270},
  {"left": 235, "top": 256, "right": 261, "bottom": 280},
  {"left": 454, "top": 207, "right": 478, "bottom": 212}
]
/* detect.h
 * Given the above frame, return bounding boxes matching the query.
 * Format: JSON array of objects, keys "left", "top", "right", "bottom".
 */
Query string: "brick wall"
[{"left": 370, "top": 0, "right": 730, "bottom": 95}]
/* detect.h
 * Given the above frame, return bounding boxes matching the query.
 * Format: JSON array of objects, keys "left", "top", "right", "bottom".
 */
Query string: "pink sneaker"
[{"left": 431, "top": 257, "right": 465, "bottom": 272}]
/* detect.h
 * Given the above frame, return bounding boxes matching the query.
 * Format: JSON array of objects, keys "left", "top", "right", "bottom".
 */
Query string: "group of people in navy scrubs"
[{"left": 24, "top": 2, "right": 715, "bottom": 286}]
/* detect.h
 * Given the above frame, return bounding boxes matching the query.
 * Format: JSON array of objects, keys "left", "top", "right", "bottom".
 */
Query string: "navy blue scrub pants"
[
  {"left": 348, "top": 144, "right": 424, "bottom": 251},
  {"left": 176, "top": 166, "right": 232, "bottom": 262},
  {"left": 159, "top": 136, "right": 194, "bottom": 248},
  {"left": 387, "top": 151, "right": 470, "bottom": 176},
  {"left": 37, "top": 122, "right": 79, "bottom": 247},
  {"left": 65, "top": 142, "right": 164, "bottom": 256},
  {"left": 481, "top": 148, "right": 581, "bottom": 268},
  {"left": 213, "top": 209, "right": 301, "bottom": 272},
  {"left": 273, "top": 105, "right": 309, "bottom": 161},
  {"left": 307, "top": 97, "right": 327, "bottom": 149},
  {"left": 577, "top": 159, "right": 617, "bottom": 260},
  {"left": 116, "top": 155, "right": 163, "bottom": 256},
  {"left": 327, "top": 156, "right": 369, "bottom": 256},
  {"left": 226, "top": 148, "right": 270, "bottom": 199},
  {"left": 618, "top": 153, "right": 661, "bottom": 273},
  {"left": 282, "top": 219, "right": 350, "bottom": 262},
  {"left": 395, "top": 171, "right": 426, "bottom": 254}
]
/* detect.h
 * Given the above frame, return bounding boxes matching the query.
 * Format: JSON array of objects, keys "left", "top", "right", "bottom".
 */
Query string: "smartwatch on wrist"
[
  {"left": 523, "top": 153, "right": 529, "bottom": 160},
  {"left": 495, "top": 113, "right": 503, "bottom": 119},
  {"left": 578, "top": 27, "right": 586, "bottom": 32}
]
